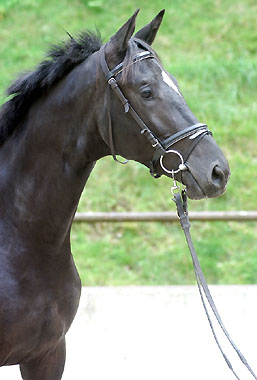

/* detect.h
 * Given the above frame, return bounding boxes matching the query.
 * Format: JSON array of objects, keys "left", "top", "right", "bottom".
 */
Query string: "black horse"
[{"left": 0, "top": 10, "right": 229, "bottom": 380}]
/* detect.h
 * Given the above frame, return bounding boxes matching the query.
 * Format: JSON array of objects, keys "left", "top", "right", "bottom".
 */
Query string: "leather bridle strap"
[
  {"left": 162, "top": 123, "right": 210, "bottom": 150},
  {"left": 151, "top": 123, "right": 212, "bottom": 175},
  {"left": 174, "top": 190, "right": 257, "bottom": 380},
  {"left": 100, "top": 45, "right": 166, "bottom": 163},
  {"left": 108, "top": 77, "right": 166, "bottom": 156},
  {"left": 99, "top": 43, "right": 212, "bottom": 176}
]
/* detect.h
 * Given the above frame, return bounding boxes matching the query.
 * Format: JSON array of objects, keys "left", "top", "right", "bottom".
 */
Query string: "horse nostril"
[{"left": 211, "top": 165, "right": 225, "bottom": 187}]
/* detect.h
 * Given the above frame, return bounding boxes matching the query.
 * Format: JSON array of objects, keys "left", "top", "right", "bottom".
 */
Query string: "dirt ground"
[{"left": 1, "top": 286, "right": 257, "bottom": 380}]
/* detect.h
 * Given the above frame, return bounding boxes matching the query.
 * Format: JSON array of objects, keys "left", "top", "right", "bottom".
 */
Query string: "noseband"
[{"left": 100, "top": 39, "right": 212, "bottom": 178}]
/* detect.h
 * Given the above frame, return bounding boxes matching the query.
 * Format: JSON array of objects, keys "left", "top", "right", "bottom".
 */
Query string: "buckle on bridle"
[
  {"left": 152, "top": 138, "right": 159, "bottom": 148},
  {"left": 171, "top": 173, "right": 181, "bottom": 196}
]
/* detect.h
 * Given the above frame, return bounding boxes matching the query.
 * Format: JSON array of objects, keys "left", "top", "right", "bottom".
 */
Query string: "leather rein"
[
  {"left": 174, "top": 190, "right": 257, "bottom": 380},
  {"left": 100, "top": 39, "right": 257, "bottom": 379}
]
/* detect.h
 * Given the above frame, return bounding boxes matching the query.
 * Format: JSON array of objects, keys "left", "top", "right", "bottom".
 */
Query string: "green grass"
[{"left": 0, "top": 0, "right": 256, "bottom": 285}]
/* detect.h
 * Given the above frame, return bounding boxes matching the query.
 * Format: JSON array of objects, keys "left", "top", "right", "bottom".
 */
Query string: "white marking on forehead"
[{"left": 162, "top": 70, "right": 182, "bottom": 97}]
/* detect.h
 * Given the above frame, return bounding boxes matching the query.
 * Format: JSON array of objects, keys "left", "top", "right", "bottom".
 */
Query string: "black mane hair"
[{"left": 0, "top": 31, "right": 102, "bottom": 145}]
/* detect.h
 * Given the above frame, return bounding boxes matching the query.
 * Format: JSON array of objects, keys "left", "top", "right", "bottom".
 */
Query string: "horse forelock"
[
  {"left": 0, "top": 31, "right": 102, "bottom": 145},
  {"left": 120, "top": 39, "right": 160, "bottom": 84}
]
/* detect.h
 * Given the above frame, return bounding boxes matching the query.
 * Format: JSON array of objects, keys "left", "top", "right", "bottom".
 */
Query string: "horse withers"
[{"left": 0, "top": 9, "right": 229, "bottom": 380}]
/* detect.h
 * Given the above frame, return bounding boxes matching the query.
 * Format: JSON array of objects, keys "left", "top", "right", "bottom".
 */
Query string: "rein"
[
  {"left": 100, "top": 39, "right": 257, "bottom": 378},
  {"left": 173, "top": 186, "right": 257, "bottom": 380}
]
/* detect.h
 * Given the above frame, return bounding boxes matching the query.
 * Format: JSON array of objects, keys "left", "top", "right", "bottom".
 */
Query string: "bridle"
[
  {"left": 99, "top": 38, "right": 212, "bottom": 179},
  {"left": 100, "top": 39, "right": 257, "bottom": 379}
]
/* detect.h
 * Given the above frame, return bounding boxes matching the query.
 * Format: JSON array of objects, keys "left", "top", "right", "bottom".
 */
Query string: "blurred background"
[{"left": 0, "top": 0, "right": 256, "bottom": 285}]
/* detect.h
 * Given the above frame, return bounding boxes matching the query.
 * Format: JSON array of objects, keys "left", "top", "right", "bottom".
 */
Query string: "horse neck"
[{"left": 0, "top": 52, "right": 108, "bottom": 250}]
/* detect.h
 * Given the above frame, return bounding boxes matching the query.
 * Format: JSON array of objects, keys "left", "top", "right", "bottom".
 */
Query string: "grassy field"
[{"left": 0, "top": 0, "right": 256, "bottom": 285}]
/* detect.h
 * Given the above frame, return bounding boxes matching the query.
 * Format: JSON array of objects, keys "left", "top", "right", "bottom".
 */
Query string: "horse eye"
[{"left": 140, "top": 88, "right": 152, "bottom": 99}]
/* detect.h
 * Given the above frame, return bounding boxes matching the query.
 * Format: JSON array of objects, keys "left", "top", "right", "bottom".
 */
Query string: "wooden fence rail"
[{"left": 73, "top": 211, "right": 257, "bottom": 223}]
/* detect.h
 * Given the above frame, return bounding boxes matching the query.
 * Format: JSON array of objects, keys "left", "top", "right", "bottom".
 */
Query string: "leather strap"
[
  {"left": 162, "top": 123, "right": 210, "bottom": 150},
  {"left": 99, "top": 43, "right": 213, "bottom": 177},
  {"left": 174, "top": 191, "right": 257, "bottom": 380},
  {"left": 99, "top": 45, "right": 166, "bottom": 163},
  {"left": 109, "top": 76, "right": 166, "bottom": 155},
  {"left": 107, "top": 51, "right": 155, "bottom": 80}
]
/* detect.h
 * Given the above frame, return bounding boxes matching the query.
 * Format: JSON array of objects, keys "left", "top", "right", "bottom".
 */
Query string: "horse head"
[{"left": 97, "top": 9, "right": 230, "bottom": 200}]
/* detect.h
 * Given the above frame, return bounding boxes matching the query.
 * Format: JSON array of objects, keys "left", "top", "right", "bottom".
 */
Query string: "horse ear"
[
  {"left": 107, "top": 9, "right": 140, "bottom": 55},
  {"left": 134, "top": 9, "right": 165, "bottom": 45}
]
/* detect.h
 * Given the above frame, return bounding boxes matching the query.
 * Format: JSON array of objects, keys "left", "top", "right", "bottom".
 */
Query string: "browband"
[{"left": 106, "top": 51, "right": 155, "bottom": 81}]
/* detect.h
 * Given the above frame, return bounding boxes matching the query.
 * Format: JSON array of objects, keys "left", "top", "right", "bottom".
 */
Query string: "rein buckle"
[{"left": 170, "top": 171, "right": 180, "bottom": 196}]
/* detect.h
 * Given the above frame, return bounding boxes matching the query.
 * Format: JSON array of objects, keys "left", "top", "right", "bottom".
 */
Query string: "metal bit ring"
[{"left": 160, "top": 150, "right": 186, "bottom": 174}]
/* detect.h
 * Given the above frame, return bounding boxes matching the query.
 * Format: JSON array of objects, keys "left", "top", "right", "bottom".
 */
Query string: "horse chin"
[{"left": 180, "top": 171, "right": 207, "bottom": 200}]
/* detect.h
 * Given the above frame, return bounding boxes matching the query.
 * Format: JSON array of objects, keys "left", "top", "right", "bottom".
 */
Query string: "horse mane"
[{"left": 0, "top": 31, "right": 102, "bottom": 145}]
